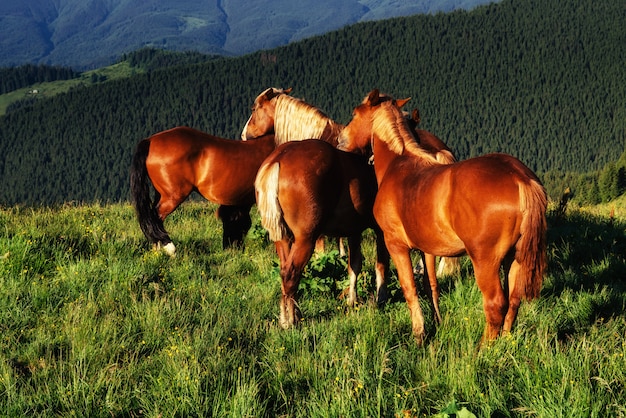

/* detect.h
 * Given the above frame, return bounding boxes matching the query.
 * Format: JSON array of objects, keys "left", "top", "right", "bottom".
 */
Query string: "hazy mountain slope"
[{"left": 0, "top": 0, "right": 499, "bottom": 69}]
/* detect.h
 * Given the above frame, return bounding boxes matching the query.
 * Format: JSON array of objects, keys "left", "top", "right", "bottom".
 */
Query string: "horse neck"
[
  {"left": 370, "top": 109, "right": 442, "bottom": 181},
  {"left": 371, "top": 136, "right": 401, "bottom": 184},
  {"left": 274, "top": 96, "right": 338, "bottom": 145},
  {"left": 321, "top": 121, "right": 344, "bottom": 146}
]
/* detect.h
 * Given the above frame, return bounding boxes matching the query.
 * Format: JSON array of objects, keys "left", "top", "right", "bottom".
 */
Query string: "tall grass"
[{"left": 0, "top": 201, "right": 624, "bottom": 417}]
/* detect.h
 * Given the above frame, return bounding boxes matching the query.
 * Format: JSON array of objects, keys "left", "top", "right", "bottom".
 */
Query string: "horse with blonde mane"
[
  {"left": 242, "top": 87, "right": 343, "bottom": 145},
  {"left": 255, "top": 139, "right": 391, "bottom": 328},
  {"left": 246, "top": 89, "right": 396, "bottom": 326},
  {"left": 339, "top": 90, "right": 547, "bottom": 345}
]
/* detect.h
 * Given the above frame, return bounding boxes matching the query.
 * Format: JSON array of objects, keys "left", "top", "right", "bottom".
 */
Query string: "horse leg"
[
  {"left": 503, "top": 255, "right": 522, "bottom": 334},
  {"left": 274, "top": 239, "right": 291, "bottom": 268},
  {"left": 217, "top": 205, "right": 252, "bottom": 249},
  {"left": 345, "top": 235, "right": 363, "bottom": 307},
  {"left": 154, "top": 194, "right": 188, "bottom": 257},
  {"left": 422, "top": 253, "right": 442, "bottom": 324},
  {"left": 314, "top": 237, "right": 325, "bottom": 254},
  {"left": 278, "top": 238, "right": 315, "bottom": 329},
  {"left": 472, "top": 259, "right": 508, "bottom": 344},
  {"left": 374, "top": 230, "right": 390, "bottom": 306},
  {"left": 338, "top": 237, "right": 346, "bottom": 257},
  {"left": 388, "top": 243, "right": 426, "bottom": 345}
]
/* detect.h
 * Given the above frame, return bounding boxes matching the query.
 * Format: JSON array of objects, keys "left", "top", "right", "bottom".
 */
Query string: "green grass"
[
  {"left": 0, "top": 62, "right": 143, "bottom": 116},
  {"left": 0, "top": 201, "right": 624, "bottom": 417}
]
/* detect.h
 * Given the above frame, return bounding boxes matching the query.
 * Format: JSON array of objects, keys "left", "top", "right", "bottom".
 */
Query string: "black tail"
[{"left": 129, "top": 139, "right": 171, "bottom": 245}]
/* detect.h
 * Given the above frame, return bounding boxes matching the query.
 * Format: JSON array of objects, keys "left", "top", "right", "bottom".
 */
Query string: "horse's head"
[
  {"left": 338, "top": 89, "right": 410, "bottom": 155},
  {"left": 241, "top": 87, "right": 292, "bottom": 140}
]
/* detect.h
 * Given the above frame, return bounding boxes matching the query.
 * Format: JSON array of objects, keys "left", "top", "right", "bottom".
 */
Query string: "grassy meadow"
[{"left": 0, "top": 199, "right": 625, "bottom": 417}]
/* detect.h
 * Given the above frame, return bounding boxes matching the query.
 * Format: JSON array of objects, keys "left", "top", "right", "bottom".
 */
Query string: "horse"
[
  {"left": 130, "top": 125, "right": 279, "bottom": 256},
  {"left": 406, "top": 108, "right": 462, "bottom": 281},
  {"left": 254, "top": 139, "right": 390, "bottom": 328},
  {"left": 338, "top": 90, "right": 547, "bottom": 345},
  {"left": 241, "top": 87, "right": 343, "bottom": 145},
  {"left": 242, "top": 87, "right": 347, "bottom": 255}
]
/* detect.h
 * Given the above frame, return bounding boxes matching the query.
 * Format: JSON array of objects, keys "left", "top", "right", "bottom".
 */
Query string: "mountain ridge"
[{"left": 0, "top": 0, "right": 499, "bottom": 69}]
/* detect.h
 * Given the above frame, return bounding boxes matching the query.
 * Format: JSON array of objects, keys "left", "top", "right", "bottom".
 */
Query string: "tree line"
[
  {"left": 0, "top": 0, "right": 624, "bottom": 206},
  {"left": 0, "top": 64, "right": 80, "bottom": 94}
]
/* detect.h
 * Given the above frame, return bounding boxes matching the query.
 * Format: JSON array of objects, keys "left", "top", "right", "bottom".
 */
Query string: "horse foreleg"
[
  {"left": 388, "top": 243, "right": 426, "bottom": 345},
  {"left": 345, "top": 235, "right": 363, "bottom": 307},
  {"left": 217, "top": 205, "right": 252, "bottom": 249},
  {"left": 374, "top": 230, "right": 390, "bottom": 306},
  {"left": 278, "top": 239, "right": 315, "bottom": 329},
  {"left": 422, "top": 253, "right": 442, "bottom": 324}
]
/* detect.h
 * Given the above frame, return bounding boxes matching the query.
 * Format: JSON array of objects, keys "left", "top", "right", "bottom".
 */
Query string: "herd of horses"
[{"left": 130, "top": 87, "right": 547, "bottom": 345}]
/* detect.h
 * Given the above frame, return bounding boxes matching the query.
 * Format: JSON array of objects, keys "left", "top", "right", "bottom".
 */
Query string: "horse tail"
[
  {"left": 129, "top": 139, "right": 171, "bottom": 245},
  {"left": 255, "top": 162, "right": 288, "bottom": 241},
  {"left": 515, "top": 178, "right": 548, "bottom": 300}
]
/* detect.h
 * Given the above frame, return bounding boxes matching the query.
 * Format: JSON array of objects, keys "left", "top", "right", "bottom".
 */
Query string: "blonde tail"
[{"left": 255, "top": 162, "right": 288, "bottom": 241}]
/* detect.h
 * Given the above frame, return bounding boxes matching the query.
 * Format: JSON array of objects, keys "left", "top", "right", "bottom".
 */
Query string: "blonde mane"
[
  {"left": 372, "top": 102, "right": 440, "bottom": 165},
  {"left": 273, "top": 95, "right": 342, "bottom": 145}
]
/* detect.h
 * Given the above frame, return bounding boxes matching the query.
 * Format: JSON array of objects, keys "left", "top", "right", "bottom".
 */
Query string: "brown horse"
[
  {"left": 338, "top": 90, "right": 547, "bottom": 345},
  {"left": 243, "top": 87, "right": 348, "bottom": 255},
  {"left": 254, "top": 139, "right": 390, "bottom": 328},
  {"left": 241, "top": 87, "right": 343, "bottom": 145},
  {"left": 130, "top": 126, "right": 278, "bottom": 256}
]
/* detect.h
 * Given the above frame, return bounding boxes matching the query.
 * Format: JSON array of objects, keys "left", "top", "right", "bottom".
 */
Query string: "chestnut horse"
[
  {"left": 243, "top": 87, "right": 350, "bottom": 256},
  {"left": 241, "top": 87, "right": 343, "bottom": 145},
  {"left": 254, "top": 139, "right": 390, "bottom": 328},
  {"left": 130, "top": 126, "right": 279, "bottom": 256},
  {"left": 338, "top": 90, "right": 547, "bottom": 345}
]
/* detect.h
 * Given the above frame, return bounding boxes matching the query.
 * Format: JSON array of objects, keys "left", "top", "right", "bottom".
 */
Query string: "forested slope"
[{"left": 0, "top": 0, "right": 624, "bottom": 205}]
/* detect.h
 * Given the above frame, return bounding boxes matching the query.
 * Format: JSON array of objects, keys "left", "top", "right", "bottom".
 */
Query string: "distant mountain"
[{"left": 0, "top": 0, "right": 500, "bottom": 69}]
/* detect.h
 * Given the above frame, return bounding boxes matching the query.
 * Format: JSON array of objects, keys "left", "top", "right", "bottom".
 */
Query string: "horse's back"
[
  {"left": 269, "top": 139, "right": 376, "bottom": 237},
  {"left": 375, "top": 152, "right": 541, "bottom": 256},
  {"left": 145, "top": 126, "right": 275, "bottom": 205}
]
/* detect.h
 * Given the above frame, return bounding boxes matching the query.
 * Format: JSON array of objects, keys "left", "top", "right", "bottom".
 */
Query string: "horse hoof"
[
  {"left": 154, "top": 242, "right": 176, "bottom": 257},
  {"left": 413, "top": 329, "right": 426, "bottom": 346}
]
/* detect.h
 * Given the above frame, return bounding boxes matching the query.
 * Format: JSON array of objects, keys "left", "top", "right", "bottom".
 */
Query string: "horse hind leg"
[
  {"left": 502, "top": 254, "right": 522, "bottom": 334},
  {"left": 154, "top": 193, "right": 189, "bottom": 257},
  {"left": 278, "top": 238, "right": 315, "bottom": 329},
  {"left": 345, "top": 235, "right": 363, "bottom": 307},
  {"left": 473, "top": 260, "right": 508, "bottom": 344}
]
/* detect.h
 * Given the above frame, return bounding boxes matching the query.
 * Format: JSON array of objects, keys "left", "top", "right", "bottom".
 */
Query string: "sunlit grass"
[{"left": 0, "top": 201, "right": 624, "bottom": 416}]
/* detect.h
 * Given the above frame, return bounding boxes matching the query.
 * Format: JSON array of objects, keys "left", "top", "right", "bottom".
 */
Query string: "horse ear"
[
  {"left": 284, "top": 87, "right": 293, "bottom": 95},
  {"left": 262, "top": 88, "right": 277, "bottom": 101},
  {"left": 366, "top": 89, "right": 381, "bottom": 106},
  {"left": 395, "top": 97, "right": 411, "bottom": 108},
  {"left": 411, "top": 108, "right": 421, "bottom": 125}
]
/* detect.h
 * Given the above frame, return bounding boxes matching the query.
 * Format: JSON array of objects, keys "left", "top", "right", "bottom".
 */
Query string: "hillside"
[
  {"left": 0, "top": 0, "right": 498, "bottom": 70},
  {"left": 0, "top": 0, "right": 624, "bottom": 206}
]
